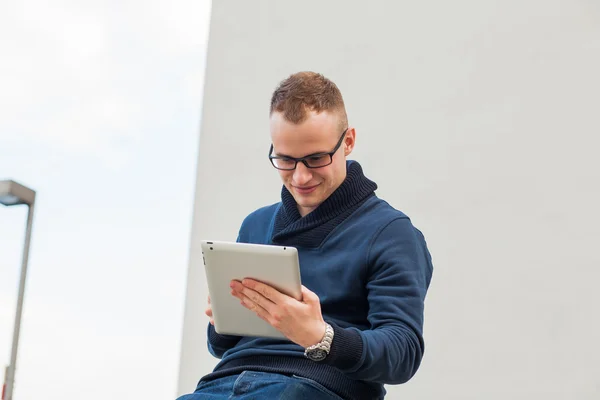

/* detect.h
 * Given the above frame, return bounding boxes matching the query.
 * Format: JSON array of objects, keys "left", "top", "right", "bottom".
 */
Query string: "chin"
[
  {"left": 292, "top": 193, "right": 318, "bottom": 206},
  {"left": 299, "top": 200, "right": 319, "bottom": 209}
]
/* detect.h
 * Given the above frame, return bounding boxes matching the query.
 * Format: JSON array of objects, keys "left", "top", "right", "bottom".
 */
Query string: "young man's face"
[{"left": 269, "top": 110, "right": 355, "bottom": 217}]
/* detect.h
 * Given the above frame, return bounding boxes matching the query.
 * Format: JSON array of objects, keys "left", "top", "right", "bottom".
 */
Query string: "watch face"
[{"left": 307, "top": 349, "right": 327, "bottom": 361}]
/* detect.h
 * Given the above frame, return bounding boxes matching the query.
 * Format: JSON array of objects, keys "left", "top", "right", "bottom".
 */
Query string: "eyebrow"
[{"left": 273, "top": 150, "right": 329, "bottom": 159}]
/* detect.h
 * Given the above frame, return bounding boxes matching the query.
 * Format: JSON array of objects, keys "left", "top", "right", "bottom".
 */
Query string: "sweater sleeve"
[
  {"left": 322, "top": 217, "right": 433, "bottom": 384},
  {"left": 206, "top": 324, "right": 242, "bottom": 358}
]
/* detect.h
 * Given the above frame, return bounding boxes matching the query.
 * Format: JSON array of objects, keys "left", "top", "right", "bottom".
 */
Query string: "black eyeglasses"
[{"left": 268, "top": 128, "right": 348, "bottom": 170}]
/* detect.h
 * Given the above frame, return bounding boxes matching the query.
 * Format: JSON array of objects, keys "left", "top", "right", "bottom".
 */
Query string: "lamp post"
[{"left": 0, "top": 180, "right": 36, "bottom": 400}]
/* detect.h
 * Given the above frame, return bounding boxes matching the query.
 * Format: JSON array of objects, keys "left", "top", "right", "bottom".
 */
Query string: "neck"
[
  {"left": 298, "top": 206, "right": 314, "bottom": 217},
  {"left": 272, "top": 160, "right": 378, "bottom": 248}
]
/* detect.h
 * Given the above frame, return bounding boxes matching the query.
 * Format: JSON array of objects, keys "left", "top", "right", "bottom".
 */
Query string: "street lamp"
[{"left": 0, "top": 180, "right": 36, "bottom": 400}]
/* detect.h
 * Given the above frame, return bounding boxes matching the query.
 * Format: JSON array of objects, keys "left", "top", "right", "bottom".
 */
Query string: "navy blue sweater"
[{"left": 201, "top": 161, "right": 434, "bottom": 400}]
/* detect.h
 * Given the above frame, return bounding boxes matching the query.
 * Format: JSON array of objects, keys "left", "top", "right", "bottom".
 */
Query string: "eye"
[{"left": 274, "top": 157, "right": 295, "bottom": 167}]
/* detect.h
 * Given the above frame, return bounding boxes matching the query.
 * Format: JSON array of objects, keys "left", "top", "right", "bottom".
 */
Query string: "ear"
[{"left": 344, "top": 127, "right": 356, "bottom": 156}]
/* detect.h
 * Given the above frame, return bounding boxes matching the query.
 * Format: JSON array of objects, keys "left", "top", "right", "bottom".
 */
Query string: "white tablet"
[{"left": 201, "top": 240, "right": 302, "bottom": 339}]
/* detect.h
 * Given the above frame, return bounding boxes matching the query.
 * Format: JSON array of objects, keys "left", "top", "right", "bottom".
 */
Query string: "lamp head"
[{"left": 0, "top": 180, "right": 36, "bottom": 206}]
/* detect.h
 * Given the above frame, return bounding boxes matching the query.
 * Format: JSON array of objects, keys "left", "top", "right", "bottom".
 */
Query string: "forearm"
[
  {"left": 325, "top": 216, "right": 431, "bottom": 383},
  {"left": 323, "top": 321, "right": 423, "bottom": 384},
  {"left": 206, "top": 324, "right": 242, "bottom": 358}
]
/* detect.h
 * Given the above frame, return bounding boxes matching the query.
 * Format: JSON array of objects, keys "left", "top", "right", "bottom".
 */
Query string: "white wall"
[{"left": 177, "top": 1, "right": 600, "bottom": 398}]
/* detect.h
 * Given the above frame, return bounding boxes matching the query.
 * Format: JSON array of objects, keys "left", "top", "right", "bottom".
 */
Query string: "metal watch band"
[{"left": 304, "top": 323, "right": 334, "bottom": 357}]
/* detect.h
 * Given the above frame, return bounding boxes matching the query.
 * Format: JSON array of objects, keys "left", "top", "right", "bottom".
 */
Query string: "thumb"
[{"left": 301, "top": 285, "right": 319, "bottom": 305}]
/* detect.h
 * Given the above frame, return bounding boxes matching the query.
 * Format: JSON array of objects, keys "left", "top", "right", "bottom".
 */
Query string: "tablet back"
[{"left": 201, "top": 240, "right": 302, "bottom": 339}]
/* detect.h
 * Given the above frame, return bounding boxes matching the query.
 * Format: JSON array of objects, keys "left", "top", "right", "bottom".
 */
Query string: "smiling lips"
[{"left": 293, "top": 184, "right": 319, "bottom": 194}]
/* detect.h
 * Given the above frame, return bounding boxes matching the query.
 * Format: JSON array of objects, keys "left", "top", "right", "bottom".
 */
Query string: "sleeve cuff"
[
  {"left": 323, "top": 321, "right": 364, "bottom": 371},
  {"left": 207, "top": 323, "right": 241, "bottom": 348}
]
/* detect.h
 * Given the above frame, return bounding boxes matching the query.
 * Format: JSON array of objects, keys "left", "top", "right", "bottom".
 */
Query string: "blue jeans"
[{"left": 176, "top": 371, "right": 344, "bottom": 399}]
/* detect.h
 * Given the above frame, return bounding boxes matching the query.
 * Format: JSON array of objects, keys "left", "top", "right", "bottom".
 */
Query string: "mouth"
[{"left": 293, "top": 184, "right": 319, "bottom": 195}]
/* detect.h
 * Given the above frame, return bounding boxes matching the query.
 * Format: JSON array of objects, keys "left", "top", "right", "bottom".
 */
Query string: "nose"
[{"left": 292, "top": 162, "right": 313, "bottom": 185}]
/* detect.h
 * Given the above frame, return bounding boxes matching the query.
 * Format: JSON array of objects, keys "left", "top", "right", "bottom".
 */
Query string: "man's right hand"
[{"left": 206, "top": 295, "right": 214, "bottom": 325}]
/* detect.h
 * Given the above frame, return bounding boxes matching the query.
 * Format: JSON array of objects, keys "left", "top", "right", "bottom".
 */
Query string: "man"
[{"left": 178, "top": 71, "right": 434, "bottom": 399}]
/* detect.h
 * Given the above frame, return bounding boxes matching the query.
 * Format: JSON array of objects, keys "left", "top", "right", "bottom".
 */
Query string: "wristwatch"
[{"left": 304, "top": 323, "right": 334, "bottom": 361}]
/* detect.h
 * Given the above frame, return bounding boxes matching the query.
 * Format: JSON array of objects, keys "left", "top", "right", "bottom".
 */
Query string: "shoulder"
[
  {"left": 240, "top": 202, "right": 280, "bottom": 226},
  {"left": 360, "top": 195, "right": 411, "bottom": 228},
  {"left": 360, "top": 196, "right": 430, "bottom": 258},
  {"left": 362, "top": 196, "right": 433, "bottom": 284},
  {"left": 237, "top": 202, "right": 281, "bottom": 243}
]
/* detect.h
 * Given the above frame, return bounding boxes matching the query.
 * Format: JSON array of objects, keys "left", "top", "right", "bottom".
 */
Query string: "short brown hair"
[{"left": 270, "top": 71, "right": 348, "bottom": 130}]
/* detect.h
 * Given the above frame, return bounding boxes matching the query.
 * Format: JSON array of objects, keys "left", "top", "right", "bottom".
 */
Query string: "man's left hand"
[{"left": 230, "top": 279, "right": 327, "bottom": 348}]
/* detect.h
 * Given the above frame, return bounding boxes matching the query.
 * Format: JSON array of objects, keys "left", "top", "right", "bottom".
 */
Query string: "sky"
[{"left": 0, "top": 1, "right": 211, "bottom": 398}]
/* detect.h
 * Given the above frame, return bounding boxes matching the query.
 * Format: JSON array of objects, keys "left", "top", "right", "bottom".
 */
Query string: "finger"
[
  {"left": 230, "top": 280, "right": 242, "bottom": 290},
  {"left": 205, "top": 307, "right": 213, "bottom": 317},
  {"left": 231, "top": 289, "right": 243, "bottom": 301},
  {"left": 301, "top": 285, "right": 319, "bottom": 305},
  {"left": 242, "top": 279, "right": 286, "bottom": 305},
  {"left": 239, "top": 286, "right": 276, "bottom": 314},
  {"left": 230, "top": 280, "right": 244, "bottom": 296},
  {"left": 240, "top": 295, "right": 270, "bottom": 321},
  {"left": 210, "top": 318, "right": 214, "bottom": 325},
  {"left": 208, "top": 295, "right": 211, "bottom": 304}
]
